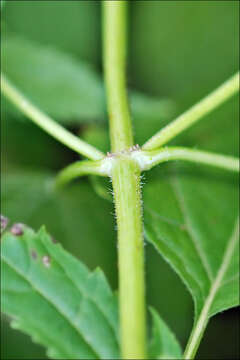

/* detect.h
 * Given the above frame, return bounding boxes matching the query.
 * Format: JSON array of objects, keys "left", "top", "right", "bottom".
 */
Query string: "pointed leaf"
[
  {"left": 1, "top": 226, "right": 120, "bottom": 359},
  {"left": 149, "top": 308, "right": 182, "bottom": 360}
]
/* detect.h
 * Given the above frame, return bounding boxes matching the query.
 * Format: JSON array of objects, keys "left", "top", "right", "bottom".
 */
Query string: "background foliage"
[{"left": 1, "top": 1, "right": 239, "bottom": 359}]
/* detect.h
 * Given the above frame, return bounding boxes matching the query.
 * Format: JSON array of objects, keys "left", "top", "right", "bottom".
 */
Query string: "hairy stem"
[
  {"left": 143, "top": 72, "right": 239, "bottom": 150},
  {"left": 103, "top": 1, "right": 146, "bottom": 358},
  {"left": 132, "top": 147, "right": 239, "bottom": 172},
  {"left": 112, "top": 158, "right": 146, "bottom": 359},
  {"left": 1, "top": 73, "right": 104, "bottom": 160}
]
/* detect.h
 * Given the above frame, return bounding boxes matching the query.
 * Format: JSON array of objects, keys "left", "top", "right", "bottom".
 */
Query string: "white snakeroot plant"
[{"left": 1, "top": 2, "right": 239, "bottom": 359}]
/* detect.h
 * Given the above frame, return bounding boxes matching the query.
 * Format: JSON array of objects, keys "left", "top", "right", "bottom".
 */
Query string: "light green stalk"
[
  {"left": 1, "top": 73, "right": 104, "bottom": 160},
  {"left": 103, "top": 1, "right": 147, "bottom": 358},
  {"left": 55, "top": 159, "right": 108, "bottom": 188},
  {"left": 143, "top": 72, "right": 239, "bottom": 150},
  {"left": 111, "top": 158, "right": 146, "bottom": 359},
  {"left": 132, "top": 147, "right": 239, "bottom": 172},
  {"left": 103, "top": 0, "right": 133, "bottom": 152}
]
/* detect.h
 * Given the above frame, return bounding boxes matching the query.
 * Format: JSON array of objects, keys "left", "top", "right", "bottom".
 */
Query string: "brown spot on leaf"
[
  {"left": 51, "top": 236, "right": 58, "bottom": 244},
  {"left": 10, "top": 223, "right": 24, "bottom": 236},
  {"left": 1, "top": 215, "right": 9, "bottom": 233},
  {"left": 180, "top": 224, "right": 187, "bottom": 231},
  {"left": 31, "top": 250, "right": 38, "bottom": 260}
]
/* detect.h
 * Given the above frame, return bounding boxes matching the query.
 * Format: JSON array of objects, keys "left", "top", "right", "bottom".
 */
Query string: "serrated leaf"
[
  {"left": 149, "top": 308, "right": 182, "bottom": 360},
  {"left": 2, "top": 36, "right": 174, "bottom": 127},
  {"left": 1, "top": 226, "right": 120, "bottom": 359},
  {"left": 2, "top": 171, "right": 187, "bottom": 359},
  {"left": 143, "top": 164, "right": 239, "bottom": 323}
]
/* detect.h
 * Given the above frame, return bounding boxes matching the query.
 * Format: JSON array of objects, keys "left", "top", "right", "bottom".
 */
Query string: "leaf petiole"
[
  {"left": 131, "top": 147, "right": 239, "bottom": 173},
  {"left": 1, "top": 73, "right": 104, "bottom": 161},
  {"left": 55, "top": 159, "right": 109, "bottom": 188},
  {"left": 143, "top": 72, "right": 239, "bottom": 150}
]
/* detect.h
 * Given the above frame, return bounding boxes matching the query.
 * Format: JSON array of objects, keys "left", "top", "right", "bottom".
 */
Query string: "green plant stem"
[
  {"left": 132, "top": 147, "right": 239, "bottom": 172},
  {"left": 103, "top": 1, "right": 133, "bottom": 152},
  {"left": 183, "top": 219, "right": 239, "bottom": 360},
  {"left": 112, "top": 158, "right": 146, "bottom": 359},
  {"left": 143, "top": 72, "right": 239, "bottom": 150},
  {"left": 103, "top": 1, "right": 146, "bottom": 359},
  {"left": 1, "top": 73, "right": 104, "bottom": 160},
  {"left": 55, "top": 159, "right": 107, "bottom": 188}
]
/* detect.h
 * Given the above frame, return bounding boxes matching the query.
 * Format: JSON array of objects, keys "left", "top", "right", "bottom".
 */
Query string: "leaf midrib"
[
  {"left": 184, "top": 218, "right": 239, "bottom": 359},
  {"left": 4, "top": 175, "right": 119, "bottom": 354},
  {"left": 45, "top": 241, "right": 119, "bottom": 348},
  {"left": 145, "top": 207, "right": 209, "bottom": 307},
  {"left": 145, "top": 219, "right": 206, "bottom": 307},
  {"left": 170, "top": 178, "right": 214, "bottom": 282},
  {"left": 54, "top": 194, "right": 119, "bottom": 345},
  {"left": 2, "top": 254, "right": 100, "bottom": 359}
]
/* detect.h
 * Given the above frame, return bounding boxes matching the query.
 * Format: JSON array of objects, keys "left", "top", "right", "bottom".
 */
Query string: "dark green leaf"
[
  {"left": 2, "top": 36, "right": 174, "bottom": 127},
  {"left": 143, "top": 163, "right": 239, "bottom": 321},
  {"left": 1, "top": 171, "right": 118, "bottom": 284},
  {"left": 2, "top": 1, "right": 100, "bottom": 65},
  {"left": 2, "top": 170, "right": 187, "bottom": 359},
  {"left": 1, "top": 226, "right": 120, "bottom": 359},
  {"left": 130, "top": 93, "right": 176, "bottom": 145},
  {"left": 130, "top": 2, "right": 238, "bottom": 103},
  {"left": 2, "top": 36, "right": 105, "bottom": 123},
  {"left": 1, "top": 116, "right": 71, "bottom": 171}
]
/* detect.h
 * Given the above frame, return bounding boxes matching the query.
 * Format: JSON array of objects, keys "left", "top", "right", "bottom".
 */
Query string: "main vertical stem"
[
  {"left": 103, "top": 0, "right": 133, "bottom": 152},
  {"left": 112, "top": 159, "right": 146, "bottom": 359},
  {"left": 103, "top": 1, "right": 147, "bottom": 359}
]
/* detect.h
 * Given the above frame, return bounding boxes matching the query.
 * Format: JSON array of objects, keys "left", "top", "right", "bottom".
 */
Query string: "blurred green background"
[{"left": 1, "top": 1, "right": 239, "bottom": 359}]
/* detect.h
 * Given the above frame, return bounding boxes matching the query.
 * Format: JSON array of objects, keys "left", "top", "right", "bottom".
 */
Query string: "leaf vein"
[
  {"left": 44, "top": 242, "right": 119, "bottom": 347},
  {"left": 170, "top": 178, "right": 214, "bottom": 283},
  {"left": 2, "top": 255, "right": 100, "bottom": 359}
]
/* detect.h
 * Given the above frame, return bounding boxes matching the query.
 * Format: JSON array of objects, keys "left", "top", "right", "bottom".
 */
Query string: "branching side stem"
[
  {"left": 143, "top": 72, "right": 239, "bottom": 150},
  {"left": 2, "top": 5, "right": 239, "bottom": 359},
  {"left": 55, "top": 160, "right": 108, "bottom": 188},
  {"left": 132, "top": 147, "right": 239, "bottom": 173},
  {"left": 1, "top": 74, "right": 104, "bottom": 160},
  {"left": 103, "top": 1, "right": 147, "bottom": 359}
]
